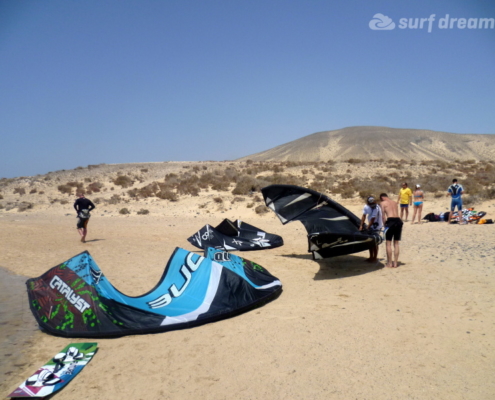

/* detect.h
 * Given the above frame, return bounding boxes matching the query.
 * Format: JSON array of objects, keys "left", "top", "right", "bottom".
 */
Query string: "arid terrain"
[
  {"left": 238, "top": 126, "right": 495, "bottom": 162},
  {"left": 1, "top": 134, "right": 495, "bottom": 399}
]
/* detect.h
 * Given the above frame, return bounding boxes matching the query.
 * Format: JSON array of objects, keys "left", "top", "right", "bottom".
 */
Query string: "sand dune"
[{"left": 237, "top": 126, "right": 495, "bottom": 162}]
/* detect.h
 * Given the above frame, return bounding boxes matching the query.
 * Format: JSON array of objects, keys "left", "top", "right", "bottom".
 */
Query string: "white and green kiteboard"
[{"left": 8, "top": 342, "right": 97, "bottom": 398}]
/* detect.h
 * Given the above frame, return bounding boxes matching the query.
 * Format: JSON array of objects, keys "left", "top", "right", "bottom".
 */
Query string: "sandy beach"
[{"left": 1, "top": 192, "right": 494, "bottom": 400}]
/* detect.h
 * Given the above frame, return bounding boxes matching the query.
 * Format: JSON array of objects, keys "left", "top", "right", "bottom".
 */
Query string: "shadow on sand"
[
  {"left": 281, "top": 253, "right": 384, "bottom": 280},
  {"left": 82, "top": 238, "right": 105, "bottom": 243}
]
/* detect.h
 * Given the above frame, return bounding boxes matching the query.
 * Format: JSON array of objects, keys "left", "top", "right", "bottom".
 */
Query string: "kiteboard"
[{"left": 8, "top": 342, "right": 97, "bottom": 398}]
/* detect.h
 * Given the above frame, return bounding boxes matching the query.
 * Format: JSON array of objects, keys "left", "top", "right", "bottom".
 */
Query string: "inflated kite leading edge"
[
  {"left": 261, "top": 184, "right": 382, "bottom": 259},
  {"left": 26, "top": 248, "right": 282, "bottom": 338},
  {"left": 187, "top": 219, "right": 284, "bottom": 251}
]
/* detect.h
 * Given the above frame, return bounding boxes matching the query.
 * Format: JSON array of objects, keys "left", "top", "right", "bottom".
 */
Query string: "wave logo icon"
[{"left": 369, "top": 13, "right": 396, "bottom": 30}]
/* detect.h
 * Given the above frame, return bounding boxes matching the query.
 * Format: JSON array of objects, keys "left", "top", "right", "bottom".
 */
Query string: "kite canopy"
[
  {"left": 187, "top": 219, "right": 284, "bottom": 251},
  {"left": 261, "top": 184, "right": 382, "bottom": 259},
  {"left": 26, "top": 248, "right": 282, "bottom": 338}
]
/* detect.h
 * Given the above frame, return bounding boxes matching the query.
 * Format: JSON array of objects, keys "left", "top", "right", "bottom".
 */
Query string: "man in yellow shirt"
[{"left": 397, "top": 182, "right": 413, "bottom": 221}]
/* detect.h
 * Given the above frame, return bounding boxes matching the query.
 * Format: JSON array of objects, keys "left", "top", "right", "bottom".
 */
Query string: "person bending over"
[
  {"left": 380, "top": 193, "right": 403, "bottom": 268},
  {"left": 359, "top": 196, "right": 383, "bottom": 263}
]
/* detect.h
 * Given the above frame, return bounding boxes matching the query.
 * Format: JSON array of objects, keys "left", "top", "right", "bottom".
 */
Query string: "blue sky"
[{"left": 1, "top": 0, "right": 494, "bottom": 178}]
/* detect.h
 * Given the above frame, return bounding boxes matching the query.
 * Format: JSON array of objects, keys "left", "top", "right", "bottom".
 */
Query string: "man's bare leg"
[
  {"left": 393, "top": 241, "right": 400, "bottom": 268},
  {"left": 367, "top": 245, "right": 378, "bottom": 262},
  {"left": 386, "top": 241, "right": 393, "bottom": 268}
]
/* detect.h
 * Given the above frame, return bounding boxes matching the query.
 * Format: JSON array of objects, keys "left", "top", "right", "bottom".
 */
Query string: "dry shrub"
[
  {"left": 177, "top": 175, "right": 200, "bottom": 196},
  {"left": 213, "top": 197, "right": 223, "bottom": 203},
  {"left": 119, "top": 208, "right": 130, "bottom": 215},
  {"left": 107, "top": 195, "right": 121, "bottom": 205},
  {"left": 255, "top": 205, "right": 269, "bottom": 214},
  {"left": 29, "top": 188, "right": 37, "bottom": 194},
  {"left": 232, "top": 196, "right": 245, "bottom": 203},
  {"left": 18, "top": 202, "right": 33, "bottom": 212},
  {"left": 57, "top": 185, "right": 72, "bottom": 195},
  {"left": 14, "top": 187, "right": 26, "bottom": 195},
  {"left": 156, "top": 190, "right": 178, "bottom": 201},
  {"left": 211, "top": 179, "right": 230, "bottom": 192},
  {"left": 232, "top": 175, "right": 262, "bottom": 195},
  {"left": 87, "top": 182, "right": 104, "bottom": 193},
  {"left": 0, "top": 193, "right": 3, "bottom": 199},
  {"left": 137, "top": 209, "right": 149, "bottom": 215},
  {"left": 67, "top": 181, "right": 83, "bottom": 188},
  {"left": 261, "top": 173, "right": 304, "bottom": 187},
  {"left": 113, "top": 175, "right": 134, "bottom": 188},
  {"left": 60, "top": 200, "right": 69, "bottom": 205}
]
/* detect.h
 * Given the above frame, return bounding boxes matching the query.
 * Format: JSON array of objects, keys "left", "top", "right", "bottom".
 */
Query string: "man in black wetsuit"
[{"left": 73, "top": 193, "right": 96, "bottom": 243}]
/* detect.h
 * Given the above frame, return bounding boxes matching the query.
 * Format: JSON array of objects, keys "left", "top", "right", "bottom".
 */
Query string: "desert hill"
[{"left": 237, "top": 126, "right": 495, "bottom": 162}]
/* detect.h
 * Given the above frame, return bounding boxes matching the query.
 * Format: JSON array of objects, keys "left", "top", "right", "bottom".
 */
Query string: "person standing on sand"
[
  {"left": 411, "top": 184, "right": 424, "bottom": 224},
  {"left": 447, "top": 179, "right": 465, "bottom": 224},
  {"left": 359, "top": 196, "right": 383, "bottom": 263},
  {"left": 379, "top": 193, "right": 403, "bottom": 268},
  {"left": 74, "top": 192, "right": 95, "bottom": 243},
  {"left": 397, "top": 182, "right": 413, "bottom": 221}
]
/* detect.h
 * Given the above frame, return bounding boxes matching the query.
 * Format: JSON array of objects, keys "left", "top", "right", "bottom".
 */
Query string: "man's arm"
[
  {"left": 359, "top": 214, "right": 366, "bottom": 230},
  {"left": 88, "top": 200, "right": 96, "bottom": 211}
]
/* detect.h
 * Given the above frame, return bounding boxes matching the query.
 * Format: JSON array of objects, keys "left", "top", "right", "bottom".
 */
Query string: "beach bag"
[{"left": 79, "top": 209, "right": 91, "bottom": 219}]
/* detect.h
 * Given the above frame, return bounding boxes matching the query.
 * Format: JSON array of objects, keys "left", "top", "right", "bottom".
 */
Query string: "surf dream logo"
[
  {"left": 369, "top": 13, "right": 396, "bottom": 30},
  {"left": 369, "top": 13, "right": 494, "bottom": 33}
]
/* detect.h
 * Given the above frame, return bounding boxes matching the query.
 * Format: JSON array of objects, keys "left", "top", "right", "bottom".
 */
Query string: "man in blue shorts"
[{"left": 447, "top": 179, "right": 464, "bottom": 224}]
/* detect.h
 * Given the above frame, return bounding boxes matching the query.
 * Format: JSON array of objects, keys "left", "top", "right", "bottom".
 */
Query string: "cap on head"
[
  {"left": 416, "top": 184, "right": 421, "bottom": 188},
  {"left": 367, "top": 196, "right": 375, "bottom": 205}
]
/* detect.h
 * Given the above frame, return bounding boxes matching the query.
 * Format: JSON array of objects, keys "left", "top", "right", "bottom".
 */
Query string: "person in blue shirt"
[{"left": 447, "top": 179, "right": 464, "bottom": 224}]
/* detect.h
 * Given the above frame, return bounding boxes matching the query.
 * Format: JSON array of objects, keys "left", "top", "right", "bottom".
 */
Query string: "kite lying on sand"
[
  {"left": 26, "top": 248, "right": 282, "bottom": 338},
  {"left": 261, "top": 184, "right": 383, "bottom": 260},
  {"left": 187, "top": 219, "right": 284, "bottom": 251}
]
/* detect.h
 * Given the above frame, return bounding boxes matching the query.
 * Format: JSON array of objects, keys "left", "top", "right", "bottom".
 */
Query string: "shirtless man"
[{"left": 379, "top": 193, "right": 403, "bottom": 268}]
